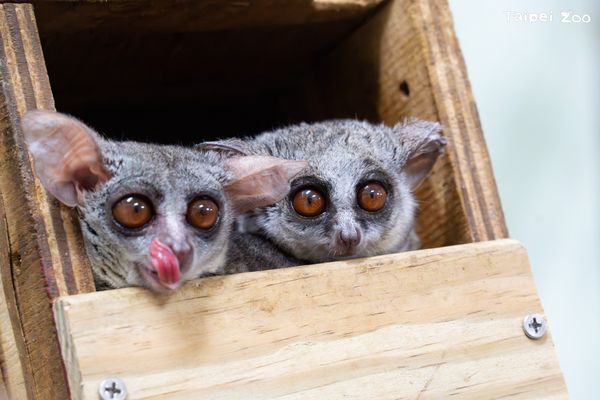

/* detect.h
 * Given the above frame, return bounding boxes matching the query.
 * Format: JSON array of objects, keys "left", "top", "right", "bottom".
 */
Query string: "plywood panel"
[
  {"left": 55, "top": 240, "right": 567, "bottom": 399},
  {"left": 0, "top": 4, "right": 95, "bottom": 399},
  {"left": 0, "top": 196, "right": 27, "bottom": 400}
]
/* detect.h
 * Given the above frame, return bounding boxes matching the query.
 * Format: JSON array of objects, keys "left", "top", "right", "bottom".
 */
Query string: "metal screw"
[
  {"left": 522, "top": 313, "right": 547, "bottom": 340},
  {"left": 98, "top": 377, "right": 127, "bottom": 400}
]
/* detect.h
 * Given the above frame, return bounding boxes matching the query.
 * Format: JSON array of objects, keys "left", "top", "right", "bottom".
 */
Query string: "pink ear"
[
  {"left": 224, "top": 156, "right": 308, "bottom": 214},
  {"left": 21, "top": 110, "right": 111, "bottom": 207},
  {"left": 395, "top": 119, "right": 447, "bottom": 189}
]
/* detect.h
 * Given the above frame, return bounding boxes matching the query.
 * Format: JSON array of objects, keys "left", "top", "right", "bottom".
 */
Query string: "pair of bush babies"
[{"left": 22, "top": 110, "right": 446, "bottom": 292}]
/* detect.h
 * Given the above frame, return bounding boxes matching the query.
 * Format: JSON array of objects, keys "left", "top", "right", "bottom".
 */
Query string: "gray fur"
[
  {"left": 204, "top": 119, "right": 446, "bottom": 269},
  {"left": 22, "top": 110, "right": 306, "bottom": 291},
  {"left": 224, "top": 229, "right": 299, "bottom": 274},
  {"left": 79, "top": 140, "right": 234, "bottom": 290}
]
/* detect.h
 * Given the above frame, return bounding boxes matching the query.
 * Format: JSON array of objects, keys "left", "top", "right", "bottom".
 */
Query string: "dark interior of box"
[
  {"left": 31, "top": 1, "right": 471, "bottom": 250},
  {"left": 34, "top": 5, "right": 382, "bottom": 144}
]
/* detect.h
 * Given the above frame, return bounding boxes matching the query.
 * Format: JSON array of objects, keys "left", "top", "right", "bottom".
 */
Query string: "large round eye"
[
  {"left": 292, "top": 187, "right": 326, "bottom": 217},
  {"left": 112, "top": 195, "right": 154, "bottom": 229},
  {"left": 357, "top": 181, "right": 387, "bottom": 212},
  {"left": 187, "top": 197, "right": 219, "bottom": 229}
]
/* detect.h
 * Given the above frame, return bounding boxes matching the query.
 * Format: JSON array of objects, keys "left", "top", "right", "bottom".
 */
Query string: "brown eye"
[
  {"left": 112, "top": 195, "right": 153, "bottom": 229},
  {"left": 187, "top": 197, "right": 219, "bottom": 229},
  {"left": 357, "top": 181, "right": 387, "bottom": 212},
  {"left": 292, "top": 188, "right": 326, "bottom": 217}
]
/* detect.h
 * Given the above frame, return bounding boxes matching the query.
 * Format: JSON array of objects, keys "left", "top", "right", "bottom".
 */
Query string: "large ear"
[
  {"left": 224, "top": 156, "right": 308, "bottom": 214},
  {"left": 195, "top": 139, "right": 251, "bottom": 156},
  {"left": 394, "top": 119, "right": 447, "bottom": 189},
  {"left": 21, "top": 110, "right": 111, "bottom": 207}
]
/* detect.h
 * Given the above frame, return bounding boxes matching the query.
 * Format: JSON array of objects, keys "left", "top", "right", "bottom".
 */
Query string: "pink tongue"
[{"left": 149, "top": 238, "right": 181, "bottom": 286}]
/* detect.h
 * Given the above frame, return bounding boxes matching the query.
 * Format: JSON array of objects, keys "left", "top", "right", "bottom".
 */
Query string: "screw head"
[
  {"left": 522, "top": 313, "right": 547, "bottom": 340},
  {"left": 98, "top": 377, "right": 127, "bottom": 400}
]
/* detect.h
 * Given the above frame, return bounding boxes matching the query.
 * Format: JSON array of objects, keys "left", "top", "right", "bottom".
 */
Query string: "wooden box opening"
[
  {"left": 0, "top": 2, "right": 516, "bottom": 398},
  {"left": 35, "top": 2, "right": 385, "bottom": 143},
  {"left": 32, "top": 0, "right": 486, "bottom": 250}
]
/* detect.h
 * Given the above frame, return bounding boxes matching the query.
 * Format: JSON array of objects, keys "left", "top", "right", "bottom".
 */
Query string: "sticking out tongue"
[{"left": 149, "top": 238, "right": 181, "bottom": 287}]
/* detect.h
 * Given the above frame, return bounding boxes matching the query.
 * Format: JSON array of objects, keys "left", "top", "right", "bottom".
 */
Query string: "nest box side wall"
[
  {"left": 0, "top": 1, "right": 509, "bottom": 399},
  {"left": 0, "top": 4, "right": 95, "bottom": 399}
]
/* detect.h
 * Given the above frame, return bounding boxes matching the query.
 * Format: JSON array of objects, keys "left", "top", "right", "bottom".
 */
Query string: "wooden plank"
[
  {"left": 54, "top": 240, "right": 567, "bottom": 399},
  {"left": 31, "top": 0, "right": 384, "bottom": 34},
  {"left": 294, "top": 0, "right": 507, "bottom": 248},
  {"left": 0, "top": 3, "right": 96, "bottom": 399},
  {"left": 417, "top": 0, "right": 508, "bottom": 242},
  {"left": 0, "top": 180, "right": 28, "bottom": 400},
  {"left": 0, "top": 372, "right": 7, "bottom": 400},
  {"left": 0, "top": 1, "right": 94, "bottom": 299},
  {"left": 0, "top": 196, "right": 28, "bottom": 400}
]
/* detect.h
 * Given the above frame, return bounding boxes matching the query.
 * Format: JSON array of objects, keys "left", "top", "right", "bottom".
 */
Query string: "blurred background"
[{"left": 449, "top": 1, "right": 599, "bottom": 398}]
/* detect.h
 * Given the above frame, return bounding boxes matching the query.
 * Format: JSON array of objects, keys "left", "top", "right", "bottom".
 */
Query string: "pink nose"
[{"left": 336, "top": 228, "right": 362, "bottom": 255}]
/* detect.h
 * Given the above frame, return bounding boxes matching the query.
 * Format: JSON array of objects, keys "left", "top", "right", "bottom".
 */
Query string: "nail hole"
[{"left": 398, "top": 80, "right": 410, "bottom": 99}]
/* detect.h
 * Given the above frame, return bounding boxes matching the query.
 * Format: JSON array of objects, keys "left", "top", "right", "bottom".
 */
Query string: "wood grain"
[
  {"left": 0, "top": 3, "right": 95, "bottom": 399},
  {"left": 0, "top": 196, "right": 28, "bottom": 400},
  {"left": 0, "top": 2, "right": 94, "bottom": 298},
  {"left": 418, "top": 0, "right": 508, "bottom": 241},
  {"left": 55, "top": 240, "right": 567, "bottom": 399},
  {"left": 0, "top": 1, "right": 526, "bottom": 399}
]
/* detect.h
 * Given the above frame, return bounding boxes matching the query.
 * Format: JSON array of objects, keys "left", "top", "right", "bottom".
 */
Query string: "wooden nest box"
[{"left": 0, "top": 1, "right": 566, "bottom": 399}]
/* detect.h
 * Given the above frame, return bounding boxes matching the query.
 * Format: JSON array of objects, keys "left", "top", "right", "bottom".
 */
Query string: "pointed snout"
[{"left": 334, "top": 227, "right": 362, "bottom": 257}]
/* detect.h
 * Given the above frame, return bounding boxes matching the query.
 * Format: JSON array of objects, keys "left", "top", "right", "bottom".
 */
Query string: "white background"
[{"left": 449, "top": 1, "right": 599, "bottom": 398}]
